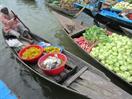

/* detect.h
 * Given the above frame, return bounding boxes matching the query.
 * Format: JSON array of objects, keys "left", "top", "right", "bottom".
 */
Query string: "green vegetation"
[
  {"left": 83, "top": 26, "right": 110, "bottom": 43},
  {"left": 113, "top": 1, "right": 132, "bottom": 10}
]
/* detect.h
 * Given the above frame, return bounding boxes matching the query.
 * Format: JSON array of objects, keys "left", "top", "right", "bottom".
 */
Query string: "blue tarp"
[
  {"left": 100, "top": 9, "right": 132, "bottom": 23},
  {"left": 0, "top": 80, "right": 17, "bottom": 99}
]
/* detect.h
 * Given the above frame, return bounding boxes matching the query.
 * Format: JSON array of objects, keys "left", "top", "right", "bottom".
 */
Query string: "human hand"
[{"left": 14, "top": 15, "right": 18, "bottom": 20}]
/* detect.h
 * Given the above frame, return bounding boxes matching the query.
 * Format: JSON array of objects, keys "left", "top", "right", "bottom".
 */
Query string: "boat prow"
[{"left": 52, "top": 11, "right": 87, "bottom": 34}]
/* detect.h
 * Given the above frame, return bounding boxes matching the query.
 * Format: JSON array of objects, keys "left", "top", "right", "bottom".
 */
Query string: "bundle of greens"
[{"left": 83, "top": 26, "right": 110, "bottom": 43}]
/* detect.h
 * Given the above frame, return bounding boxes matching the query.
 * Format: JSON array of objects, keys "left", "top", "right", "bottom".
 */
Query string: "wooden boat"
[
  {"left": 53, "top": 12, "right": 132, "bottom": 94},
  {"left": 2, "top": 11, "right": 132, "bottom": 99},
  {"left": 52, "top": 11, "right": 87, "bottom": 34},
  {"left": 74, "top": 2, "right": 132, "bottom": 29},
  {"left": 45, "top": 0, "right": 79, "bottom": 17},
  {"left": 120, "top": 26, "right": 132, "bottom": 36}
]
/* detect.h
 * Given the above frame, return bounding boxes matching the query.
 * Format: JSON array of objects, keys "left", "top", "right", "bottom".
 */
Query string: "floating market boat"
[
  {"left": 120, "top": 26, "right": 132, "bottom": 36},
  {"left": 74, "top": 1, "right": 132, "bottom": 29},
  {"left": 45, "top": 0, "right": 79, "bottom": 17},
  {"left": 53, "top": 12, "right": 132, "bottom": 94},
  {"left": 2, "top": 10, "right": 132, "bottom": 99}
]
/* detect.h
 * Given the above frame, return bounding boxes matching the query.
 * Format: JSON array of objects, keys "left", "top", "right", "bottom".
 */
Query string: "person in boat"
[
  {"left": 119, "top": 9, "right": 132, "bottom": 20},
  {"left": 80, "top": 0, "right": 122, "bottom": 12},
  {"left": 0, "top": 7, "right": 32, "bottom": 39},
  {"left": 79, "top": 0, "right": 112, "bottom": 15}
]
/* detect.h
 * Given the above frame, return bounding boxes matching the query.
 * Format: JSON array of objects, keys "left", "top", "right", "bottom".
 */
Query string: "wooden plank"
[
  {"left": 70, "top": 80, "right": 132, "bottom": 99},
  {"left": 80, "top": 70, "right": 109, "bottom": 83},
  {"left": 80, "top": 71, "right": 120, "bottom": 92},
  {"left": 64, "top": 66, "right": 88, "bottom": 86},
  {"left": 70, "top": 82, "right": 107, "bottom": 99},
  {"left": 76, "top": 79, "right": 121, "bottom": 98},
  {"left": 66, "top": 60, "right": 77, "bottom": 69},
  {"left": 77, "top": 71, "right": 132, "bottom": 99}
]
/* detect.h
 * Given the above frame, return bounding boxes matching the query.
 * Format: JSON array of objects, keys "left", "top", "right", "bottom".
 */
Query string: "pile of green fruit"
[
  {"left": 91, "top": 33, "right": 132, "bottom": 82},
  {"left": 112, "top": 1, "right": 132, "bottom": 10}
]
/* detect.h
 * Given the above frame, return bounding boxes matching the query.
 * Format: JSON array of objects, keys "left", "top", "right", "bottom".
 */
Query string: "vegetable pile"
[
  {"left": 22, "top": 47, "right": 42, "bottom": 60},
  {"left": 74, "top": 25, "right": 132, "bottom": 83},
  {"left": 44, "top": 46, "right": 61, "bottom": 53},
  {"left": 41, "top": 55, "right": 62, "bottom": 70},
  {"left": 91, "top": 33, "right": 132, "bottom": 82},
  {"left": 74, "top": 26, "right": 110, "bottom": 53},
  {"left": 74, "top": 36, "right": 95, "bottom": 53},
  {"left": 112, "top": 1, "right": 132, "bottom": 10},
  {"left": 48, "top": 0, "right": 78, "bottom": 10},
  {"left": 83, "top": 26, "right": 110, "bottom": 43},
  {"left": 60, "top": 0, "right": 77, "bottom": 10}
]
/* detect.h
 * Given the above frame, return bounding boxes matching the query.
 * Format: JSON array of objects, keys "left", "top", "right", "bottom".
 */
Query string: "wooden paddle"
[
  {"left": 11, "top": 10, "right": 34, "bottom": 43},
  {"left": 11, "top": 10, "right": 31, "bottom": 32},
  {"left": 74, "top": 6, "right": 86, "bottom": 17},
  {"left": 74, "top": 0, "right": 90, "bottom": 17}
]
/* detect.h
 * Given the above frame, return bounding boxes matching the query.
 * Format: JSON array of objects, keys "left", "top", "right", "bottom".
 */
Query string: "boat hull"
[
  {"left": 53, "top": 12, "right": 132, "bottom": 94},
  {"left": 69, "top": 28, "right": 132, "bottom": 94},
  {"left": 2, "top": 11, "right": 132, "bottom": 98},
  {"left": 46, "top": 2, "right": 79, "bottom": 17}
]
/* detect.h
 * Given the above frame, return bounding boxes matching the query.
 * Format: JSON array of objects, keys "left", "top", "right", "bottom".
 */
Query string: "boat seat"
[
  {"left": 53, "top": 62, "right": 78, "bottom": 84},
  {"left": 63, "top": 66, "right": 88, "bottom": 86}
]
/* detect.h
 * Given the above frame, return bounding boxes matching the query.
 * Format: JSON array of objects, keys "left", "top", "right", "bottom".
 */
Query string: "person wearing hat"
[
  {"left": 119, "top": 9, "right": 132, "bottom": 20},
  {"left": 0, "top": 7, "right": 32, "bottom": 41}
]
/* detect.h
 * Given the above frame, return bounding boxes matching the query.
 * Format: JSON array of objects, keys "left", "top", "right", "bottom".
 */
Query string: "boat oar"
[
  {"left": 11, "top": 10, "right": 31, "bottom": 32},
  {"left": 74, "top": 6, "right": 86, "bottom": 17},
  {"left": 11, "top": 10, "right": 34, "bottom": 44}
]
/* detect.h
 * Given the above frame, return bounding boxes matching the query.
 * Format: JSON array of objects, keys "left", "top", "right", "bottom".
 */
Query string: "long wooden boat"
[
  {"left": 53, "top": 12, "right": 132, "bottom": 94},
  {"left": 120, "top": 26, "right": 132, "bottom": 36},
  {"left": 2, "top": 11, "right": 132, "bottom": 99},
  {"left": 45, "top": 0, "right": 79, "bottom": 17},
  {"left": 74, "top": 2, "right": 132, "bottom": 29}
]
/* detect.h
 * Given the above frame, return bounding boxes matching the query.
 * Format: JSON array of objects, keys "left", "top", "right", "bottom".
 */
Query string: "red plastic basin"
[
  {"left": 38, "top": 53, "right": 67, "bottom": 75},
  {"left": 18, "top": 45, "right": 43, "bottom": 63}
]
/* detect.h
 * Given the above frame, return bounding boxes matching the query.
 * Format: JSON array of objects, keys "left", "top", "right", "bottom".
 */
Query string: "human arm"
[{"left": 102, "top": 0, "right": 118, "bottom": 7}]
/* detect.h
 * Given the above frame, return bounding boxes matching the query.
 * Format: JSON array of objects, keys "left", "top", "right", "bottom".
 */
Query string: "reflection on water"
[{"left": 0, "top": 0, "right": 92, "bottom": 99}]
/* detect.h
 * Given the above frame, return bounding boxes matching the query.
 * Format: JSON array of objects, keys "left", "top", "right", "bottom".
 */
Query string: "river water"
[{"left": 0, "top": 0, "right": 94, "bottom": 99}]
